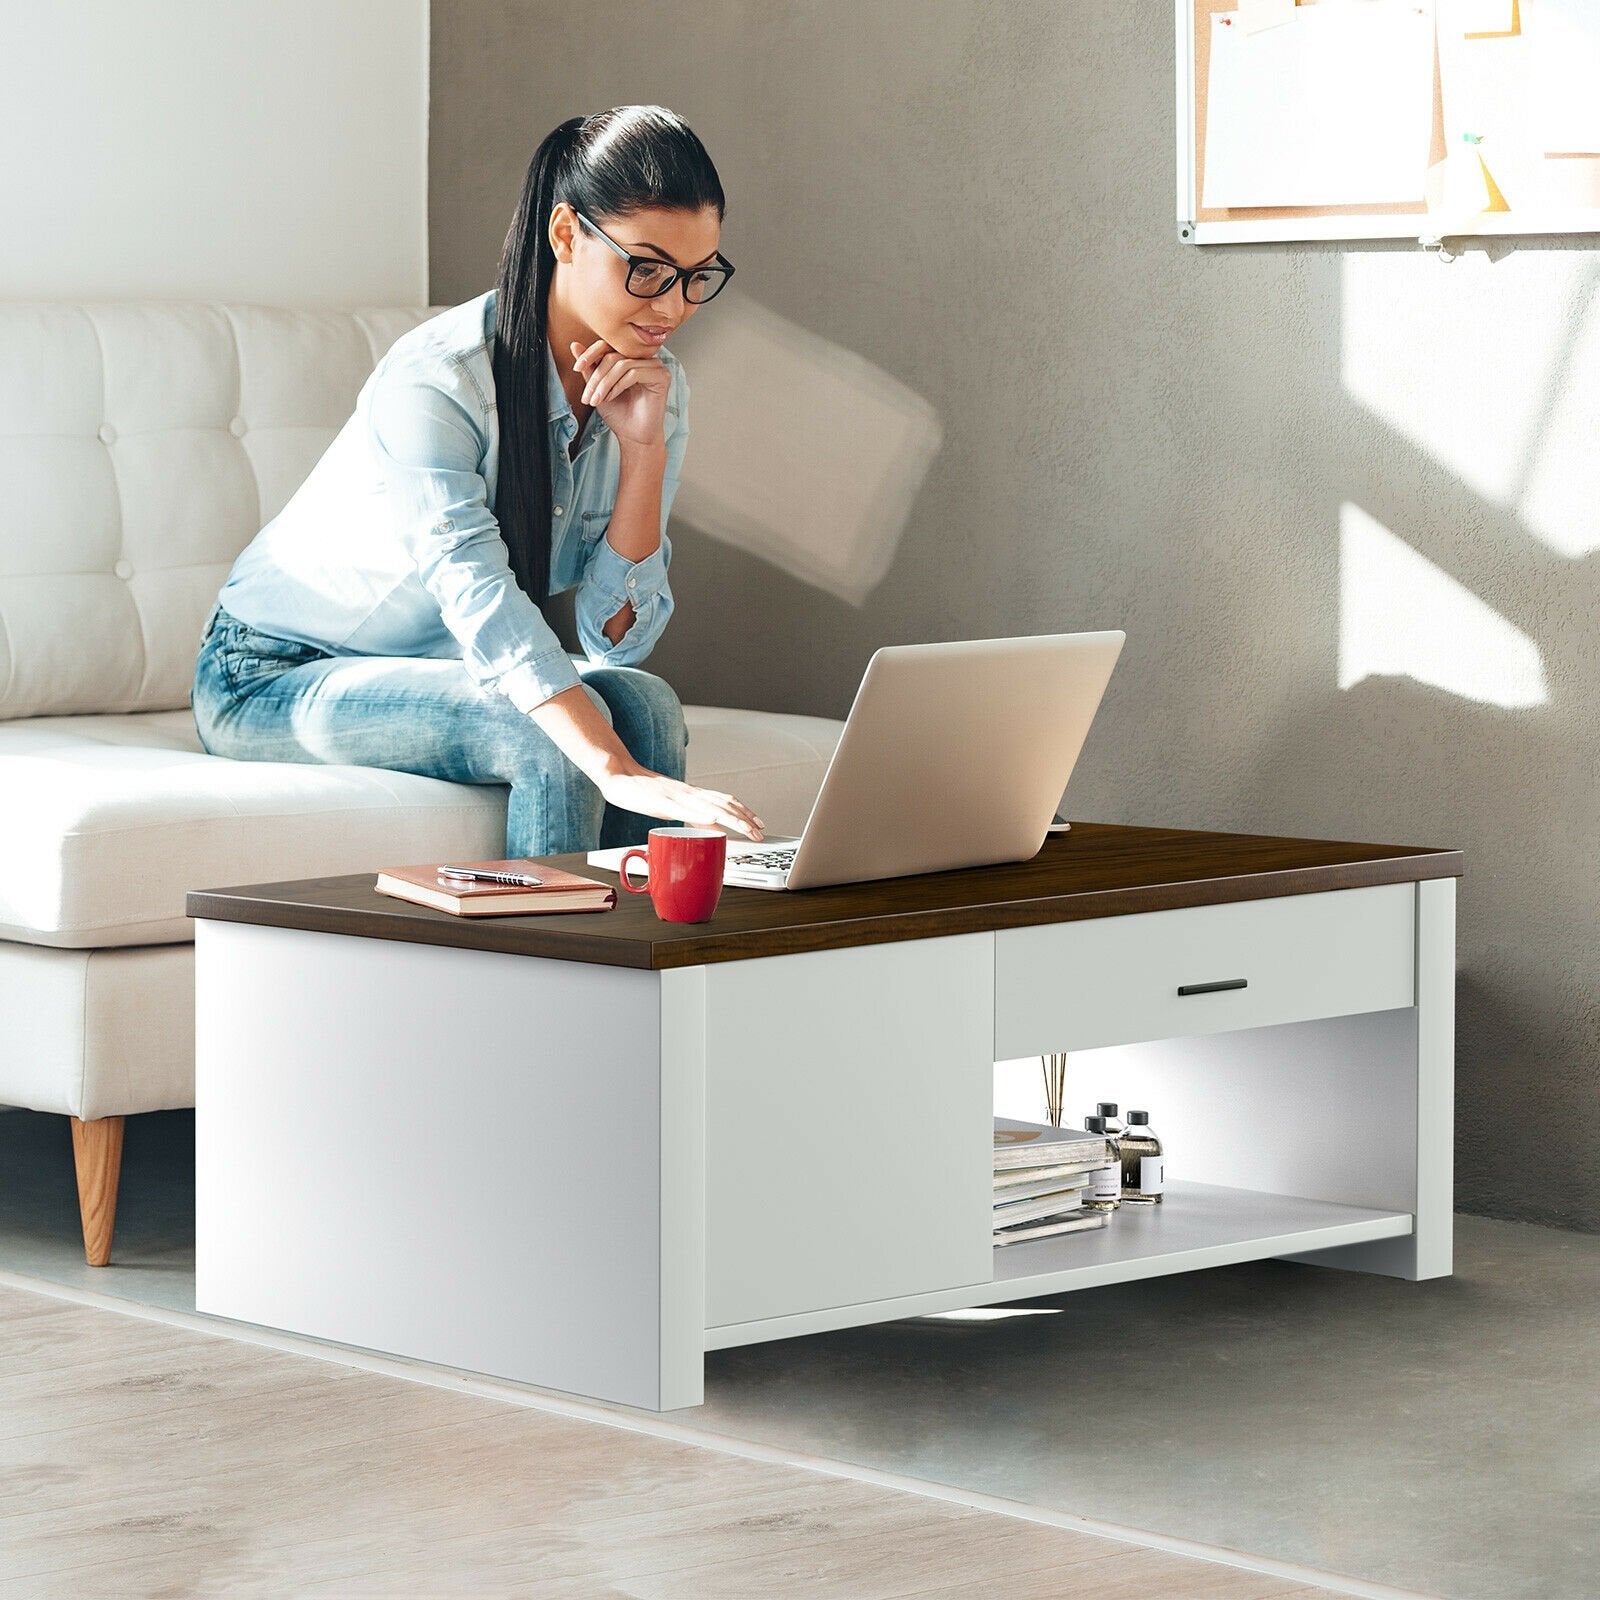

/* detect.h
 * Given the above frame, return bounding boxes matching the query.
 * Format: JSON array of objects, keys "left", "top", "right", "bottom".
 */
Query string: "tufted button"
[
  {"left": 97, "top": 424, "right": 116, "bottom": 444},
  {"left": 553, "top": 505, "right": 564, "bottom": 516},
  {"left": 229, "top": 416, "right": 247, "bottom": 437},
  {"left": 113, "top": 559, "right": 134, "bottom": 580}
]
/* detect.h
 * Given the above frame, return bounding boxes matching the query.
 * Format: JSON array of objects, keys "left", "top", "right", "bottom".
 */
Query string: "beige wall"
[
  {"left": 430, "top": 1, "right": 1599, "bottom": 1232},
  {"left": 2, "top": 0, "right": 429, "bottom": 304}
]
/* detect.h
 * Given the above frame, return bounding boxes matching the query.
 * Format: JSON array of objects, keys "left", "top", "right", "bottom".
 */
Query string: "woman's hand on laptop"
[
  {"left": 526, "top": 685, "right": 764, "bottom": 842},
  {"left": 597, "top": 768, "right": 765, "bottom": 842}
]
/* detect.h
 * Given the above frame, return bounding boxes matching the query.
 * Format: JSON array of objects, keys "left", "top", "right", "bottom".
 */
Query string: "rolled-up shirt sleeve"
[
  {"left": 573, "top": 365, "right": 688, "bottom": 667},
  {"left": 367, "top": 358, "right": 581, "bottom": 713}
]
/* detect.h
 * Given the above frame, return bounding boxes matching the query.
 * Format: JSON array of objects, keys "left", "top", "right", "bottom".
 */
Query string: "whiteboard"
[{"left": 1177, "top": 0, "right": 1600, "bottom": 245}]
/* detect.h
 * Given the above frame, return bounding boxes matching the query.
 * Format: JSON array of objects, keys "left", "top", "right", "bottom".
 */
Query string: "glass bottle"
[
  {"left": 1082, "top": 1115, "right": 1121, "bottom": 1211},
  {"left": 1096, "top": 1102, "right": 1125, "bottom": 1139},
  {"left": 1120, "top": 1110, "right": 1164, "bottom": 1204}
]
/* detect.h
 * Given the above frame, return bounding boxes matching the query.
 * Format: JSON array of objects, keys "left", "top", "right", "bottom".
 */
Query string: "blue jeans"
[{"left": 191, "top": 603, "right": 688, "bottom": 855}]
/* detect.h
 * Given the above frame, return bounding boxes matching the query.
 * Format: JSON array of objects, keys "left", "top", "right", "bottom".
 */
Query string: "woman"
[{"left": 192, "top": 105, "right": 764, "bottom": 855}]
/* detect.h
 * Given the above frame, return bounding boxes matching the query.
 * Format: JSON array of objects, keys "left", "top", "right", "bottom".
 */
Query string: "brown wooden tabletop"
[{"left": 184, "top": 820, "right": 1463, "bottom": 971}]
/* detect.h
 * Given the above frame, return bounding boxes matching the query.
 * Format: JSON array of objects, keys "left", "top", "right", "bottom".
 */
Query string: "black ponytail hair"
[{"left": 491, "top": 105, "right": 726, "bottom": 613}]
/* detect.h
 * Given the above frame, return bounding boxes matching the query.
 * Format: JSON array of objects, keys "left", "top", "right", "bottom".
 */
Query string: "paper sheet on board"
[
  {"left": 1203, "top": 3, "right": 1435, "bottom": 208},
  {"left": 1451, "top": 0, "right": 1517, "bottom": 36},
  {"left": 1529, "top": 0, "right": 1600, "bottom": 154},
  {"left": 1437, "top": 18, "right": 1539, "bottom": 208},
  {"left": 1424, "top": 143, "right": 1494, "bottom": 223},
  {"left": 1238, "top": 0, "right": 1296, "bottom": 36}
]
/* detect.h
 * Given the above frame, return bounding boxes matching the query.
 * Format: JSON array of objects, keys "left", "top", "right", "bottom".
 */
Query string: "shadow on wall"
[{"left": 666, "top": 292, "right": 944, "bottom": 606}]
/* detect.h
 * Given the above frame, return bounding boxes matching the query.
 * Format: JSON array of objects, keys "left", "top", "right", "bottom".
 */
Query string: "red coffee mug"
[{"left": 619, "top": 827, "right": 727, "bottom": 923}]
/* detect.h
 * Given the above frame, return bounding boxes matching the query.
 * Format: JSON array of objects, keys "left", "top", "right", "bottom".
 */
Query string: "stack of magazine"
[{"left": 993, "top": 1118, "right": 1109, "bottom": 1246}]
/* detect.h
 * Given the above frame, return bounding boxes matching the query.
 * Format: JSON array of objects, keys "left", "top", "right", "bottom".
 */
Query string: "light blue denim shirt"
[{"left": 217, "top": 287, "right": 686, "bottom": 713}]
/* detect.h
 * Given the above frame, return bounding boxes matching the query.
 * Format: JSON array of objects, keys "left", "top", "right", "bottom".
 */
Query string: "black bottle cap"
[
  {"left": 1127, "top": 1110, "right": 1150, "bottom": 1124},
  {"left": 1084, "top": 1115, "right": 1106, "bottom": 1132},
  {"left": 1096, "top": 1102, "right": 1119, "bottom": 1117}
]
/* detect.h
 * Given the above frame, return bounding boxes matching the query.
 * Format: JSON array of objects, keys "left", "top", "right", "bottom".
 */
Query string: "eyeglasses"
[{"left": 572, "top": 208, "right": 735, "bottom": 304}]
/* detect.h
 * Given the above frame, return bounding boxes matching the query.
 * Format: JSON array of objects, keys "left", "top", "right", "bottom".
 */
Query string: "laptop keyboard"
[{"left": 729, "top": 846, "right": 797, "bottom": 871}]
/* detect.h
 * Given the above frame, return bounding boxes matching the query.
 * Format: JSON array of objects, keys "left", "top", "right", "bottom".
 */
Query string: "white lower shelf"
[
  {"left": 991, "top": 1180, "right": 1412, "bottom": 1294},
  {"left": 705, "top": 1182, "right": 1413, "bottom": 1351}
]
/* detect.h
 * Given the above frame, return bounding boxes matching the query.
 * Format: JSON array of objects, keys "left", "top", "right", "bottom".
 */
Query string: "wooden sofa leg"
[{"left": 70, "top": 1115, "right": 125, "bottom": 1267}]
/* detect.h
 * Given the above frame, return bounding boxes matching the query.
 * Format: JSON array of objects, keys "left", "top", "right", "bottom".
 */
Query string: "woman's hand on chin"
[{"left": 570, "top": 337, "right": 670, "bottom": 450}]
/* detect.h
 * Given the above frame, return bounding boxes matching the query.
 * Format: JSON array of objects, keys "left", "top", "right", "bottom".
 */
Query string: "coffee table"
[{"left": 188, "top": 821, "right": 1461, "bottom": 1411}]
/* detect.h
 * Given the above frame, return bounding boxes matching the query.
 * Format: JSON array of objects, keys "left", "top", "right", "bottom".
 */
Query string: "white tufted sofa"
[{"left": 0, "top": 300, "right": 844, "bottom": 1265}]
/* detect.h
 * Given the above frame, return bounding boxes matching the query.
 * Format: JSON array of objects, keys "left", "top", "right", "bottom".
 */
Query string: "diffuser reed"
[{"left": 1040, "top": 1052, "right": 1068, "bottom": 1127}]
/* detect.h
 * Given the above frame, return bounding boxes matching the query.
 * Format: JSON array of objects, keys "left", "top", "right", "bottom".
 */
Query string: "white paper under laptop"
[{"left": 588, "top": 630, "right": 1125, "bottom": 893}]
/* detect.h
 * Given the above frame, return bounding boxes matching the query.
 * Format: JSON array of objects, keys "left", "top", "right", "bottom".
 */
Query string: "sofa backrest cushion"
[{"left": 0, "top": 301, "right": 440, "bottom": 719}]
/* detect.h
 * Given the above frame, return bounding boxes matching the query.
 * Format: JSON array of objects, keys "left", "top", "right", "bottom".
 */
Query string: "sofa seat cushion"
[{"left": 0, "top": 705, "right": 843, "bottom": 949}]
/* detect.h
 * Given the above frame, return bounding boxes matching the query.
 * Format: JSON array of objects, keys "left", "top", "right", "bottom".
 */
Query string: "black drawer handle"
[{"left": 1177, "top": 977, "right": 1248, "bottom": 996}]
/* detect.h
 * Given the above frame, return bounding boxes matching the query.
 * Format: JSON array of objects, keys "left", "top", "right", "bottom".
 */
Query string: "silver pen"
[{"left": 437, "top": 866, "right": 544, "bottom": 887}]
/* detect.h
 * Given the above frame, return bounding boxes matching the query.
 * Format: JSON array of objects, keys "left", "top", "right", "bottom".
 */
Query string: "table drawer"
[{"left": 994, "top": 883, "right": 1415, "bottom": 1057}]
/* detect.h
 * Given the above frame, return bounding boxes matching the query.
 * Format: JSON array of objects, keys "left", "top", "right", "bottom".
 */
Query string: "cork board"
[{"left": 1177, "top": 0, "right": 1600, "bottom": 245}]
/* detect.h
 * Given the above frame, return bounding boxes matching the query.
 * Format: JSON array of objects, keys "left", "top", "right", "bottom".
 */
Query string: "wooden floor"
[{"left": 0, "top": 1283, "right": 1352, "bottom": 1599}]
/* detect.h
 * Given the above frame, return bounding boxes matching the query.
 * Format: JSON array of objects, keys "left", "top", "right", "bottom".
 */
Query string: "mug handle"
[{"left": 618, "top": 847, "right": 651, "bottom": 894}]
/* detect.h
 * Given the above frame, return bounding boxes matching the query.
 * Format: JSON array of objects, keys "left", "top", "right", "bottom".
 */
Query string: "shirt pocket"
[{"left": 580, "top": 506, "right": 615, "bottom": 542}]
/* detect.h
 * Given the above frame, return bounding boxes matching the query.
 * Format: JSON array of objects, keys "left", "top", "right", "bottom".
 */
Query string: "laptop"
[{"left": 590, "top": 630, "right": 1125, "bottom": 893}]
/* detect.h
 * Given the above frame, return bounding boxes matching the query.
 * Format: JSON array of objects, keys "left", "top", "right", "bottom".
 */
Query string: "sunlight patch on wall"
[
  {"left": 1342, "top": 254, "right": 1600, "bottom": 559},
  {"left": 1339, "top": 502, "right": 1547, "bottom": 707},
  {"left": 1517, "top": 281, "right": 1600, "bottom": 558},
  {"left": 1340, "top": 255, "right": 1556, "bottom": 504}
]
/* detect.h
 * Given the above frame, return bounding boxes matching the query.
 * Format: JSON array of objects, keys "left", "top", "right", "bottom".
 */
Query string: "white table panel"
[
  {"left": 196, "top": 921, "right": 676, "bottom": 1409},
  {"left": 703, "top": 933, "right": 995, "bottom": 1329}
]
